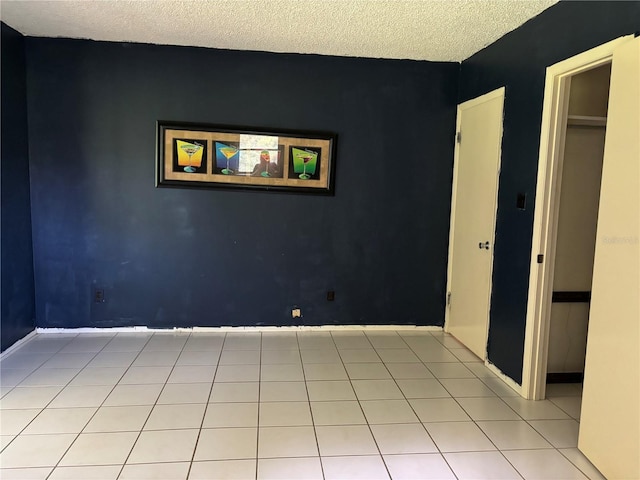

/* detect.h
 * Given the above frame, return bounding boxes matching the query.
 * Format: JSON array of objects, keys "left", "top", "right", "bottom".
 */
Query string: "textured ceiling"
[{"left": 0, "top": 0, "right": 558, "bottom": 62}]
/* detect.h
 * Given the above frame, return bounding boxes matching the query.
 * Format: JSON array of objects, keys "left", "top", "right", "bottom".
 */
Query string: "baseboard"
[
  {"left": 0, "top": 329, "right": 38, "bottom": 360},
  {"left": 546, "top": 372, "right": 584, "bottom": 384},
  {"left": 36, "top": 324, "right": 444, "bottom": 334}
]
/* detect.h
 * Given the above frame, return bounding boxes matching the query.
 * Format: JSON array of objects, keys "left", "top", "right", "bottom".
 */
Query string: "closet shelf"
[{"left": 567, "top": 115, "right": 607, "bottom": 127}]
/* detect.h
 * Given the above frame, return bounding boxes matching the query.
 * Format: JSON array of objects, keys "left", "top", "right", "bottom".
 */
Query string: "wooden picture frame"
[{"left": 156, "top": 121, "right": 337, "bottom": 194}]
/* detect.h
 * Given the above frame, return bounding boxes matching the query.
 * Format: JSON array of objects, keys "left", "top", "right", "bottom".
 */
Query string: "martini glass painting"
[
  {"left": 291, "top": 148, "right": 318, "bottom": 180},
  {"left": 176, "top": 140, "right": 204, "bottom": 173},
  {"left": 219, "top": 145, "right": 239, "bottom": 175}
]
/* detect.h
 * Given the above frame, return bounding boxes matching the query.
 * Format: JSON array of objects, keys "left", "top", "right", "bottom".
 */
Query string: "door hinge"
[
  {"left": 537, "top": 254, "right": 544, "bottom": 264},
  {"left": 447, "top": 292, "right": 452, "bottom": 306},
  {"left": 456, "top": 132, "right": 461, "bottom": 144}
]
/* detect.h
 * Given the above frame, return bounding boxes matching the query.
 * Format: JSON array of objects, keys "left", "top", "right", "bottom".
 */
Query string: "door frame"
[
  {"left": 444, "top": 87, "right": 505, "bottom": 361},
  {"left": 521, "top": 35, "right": 635, "bottom": 401}
]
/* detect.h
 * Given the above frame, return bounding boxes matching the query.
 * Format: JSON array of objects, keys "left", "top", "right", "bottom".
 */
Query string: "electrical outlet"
[{"left": 292, "top": 308, "right": 301, "bottom": 318}]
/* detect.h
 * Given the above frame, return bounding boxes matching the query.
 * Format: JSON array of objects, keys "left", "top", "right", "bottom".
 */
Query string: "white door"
[
  {"left": 445, "top": 88, "right": 504, "bottom": 359},
  {"left": 579, "top": 36, "right": 639, "bottom": 480}
]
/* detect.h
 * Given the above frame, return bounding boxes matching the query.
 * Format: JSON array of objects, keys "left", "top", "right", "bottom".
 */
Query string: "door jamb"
[
  {"left": 444, "top": 87, "right": 505, "bottom": 363},
  {"left": 521, "top": 35, "right": 634, "bottom": 401}
]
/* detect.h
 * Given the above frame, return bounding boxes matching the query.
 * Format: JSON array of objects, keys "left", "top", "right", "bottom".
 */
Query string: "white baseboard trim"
[
  {"left": 35, "top": 325, "right": 443, "bottom": 334},
  {"left": 0, "top": 329, "right": 38, "bottom": 360},
  {"left": 486, "top": 361, "right": 523, "bottom": 397}
]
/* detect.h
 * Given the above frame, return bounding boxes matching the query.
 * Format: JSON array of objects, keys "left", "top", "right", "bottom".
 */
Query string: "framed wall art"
[{"left": 156, "top": 121, "right": 337, "bottom": 194}]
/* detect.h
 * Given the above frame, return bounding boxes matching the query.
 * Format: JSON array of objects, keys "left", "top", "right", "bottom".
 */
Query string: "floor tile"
[
  {"left": 119, "top": 366, "right": 172, "bottom": 385},
  {"left": 375, "top": 348, "right": 420, "bottom": 363},
  {"left": 69, "top": 367, "right": 127, "bottom": 386},
  {"left": 59, "top": 336, "right": 112, "bottom": 353},
  {"left": 204, "top": 402, "right": 258, "bottom": 428},
  {"left": 366, "top": 334, "right": 409, "bottom": 349},
  {"left": 214, "top": 365, "right": 260, "bottom": 382},
  {"left": 259, "top": 401, "right": 312, "bottom": 426},
  {"left": 306, "top": 380, "right": 355, "bottom": 401},
  {"left": 425, "top": 421, "right": 496, "bottom": 452},
  {"left": 41, "top": 353, "right": 95, "bottom": 369},
  {"left": 22, "top": 407, "right": 96, "bottom": 434},
  {"left": 310, "top": 400, "right": 367, "bottom": 425},
  {"left": 1, "top": 435, "right": 16, "bottom": 450},
  {"left": 182, "top": 333, "right": 225, "bottom": 352},
  {"left": 0, "top": 467, "right": 52, "bottom": 479},
  {"left": 450, "top": 348, "right": 483, "bottom": 363},
  {"left": 322, "top": 455, "right": 389, "bottom": 480},
  {"left": 383, "top": 453, "right": 455, "bottom": 479},
  {"left": 127, "top": 429, "right": 199, "bottom": 463},
  {"left": 194, "top": 427, "right": 257, "bottom": 461},
  {"left": 144, "top": 403, "right": 207, "bottom": 430},
  {"left": 0, "top": 434, "right": 76, "bottom": 468},
  {"left": 548, "top": 395, "right": 582, "bottom": 419},
  {"left": 414, "top": 348, "right": 459, "bottom": 363},
  {"left": 84, "top": 405, "right": 151, "bottom": 433},
  {"left": 261, "top": 334, "right": 298, "bottom": 351},
  {"left": 189, "top": 459, "right": 256, "bottom": 479},
  {"left": 476, "top": 420, "right": 553, "bottom": 450},
  {"left": 345, "top": 363, "right": 391, "bottom": 380},
  {"left": 352, "top": 379, "right": 404, "bottom": 400},
  {"left": 360, "top": 399, "right": 419, "bottom": 424},
  {"left": 371, "top": 423, "right": 438, "bottom": 454},
  {"left": 434, "top": 334, "right": 464, "bottom": 349},
  {"left": 219, "top": 349, "right": 261, "bottom": 365},
  {"left": 529, "top": 419, "right": 580, "bottom": 448},
  {"left": 425, "top": 362, "right": 476, "bottom": 379},
  {"left": 157, "top": 383, "right": 211, "bottom": 404},
  {"left": 300, "top": 349, "right": 342, "bottom": 364},
  {"left": 503, "top": 397, "right": 571, "bottom": 420},
  {"left": 332, "top": 335, "right": 372, "bottom": 350},
  {"left": 339, "top": 349, "right": 381, "bottom": 363},
  {"left": 261, "top": 364, "right": 304, "bottom": 381},
  {"left": 440, "top": 378, "right": 497, "bottom": 397},
  {"left": 316, "top": 425, "right": 378, "bottom": 456},
  {"left": 559, "top": 448, "right": 606, "bottom": 480},
  {"left": 503, "top": 449, "right": 588, "bottom": 479},
  {"left": 303, "top": 363, "right": 348, "bottom": 380},
  {"left": 260, "top": 381, "right": 308, "bottom": 401},
  {"left": 258, "top": 426, "right": 318, "bottom": 458},
  {"left": 409, "top": 398, "right": 470, "bottom": 422},
  {"left": 385, "top": 362, "right": 434, "bottom": 379},
  {"left": 209, "top": 382, "right": 259, "bottom": 402},
  {"left": 132, "top": 350, "right": 180, "bottom": 367},
  {"left": 87, "top": 351, "right": 137, "bottom": 368},
  {"left": 257, "top": 457, "right": 323, "bottom": 480},
  {"left": 102, "top": 335, "right": 151, "bottom": 352},
  {"left": 222, "top": 334, "right": 261, "bottom": 350},
  {"left": 545, "top": 383, "right": 582, "bottom": 397},
  {"left": 457, "top": 397, "right": 521, "bottom": 421},
  {"left": 444, "top": 452, "right": 522, "bottom": 480},
  {"left": 119, "top": 462, "right": 189, "bottom": 479},
  {"left": 1, "top": 353, "right": 52, "bottom": 372},
  {"left": 59, "top": 431, "right": 137, "bottom": 466},
  {"left": 444, "top": 451, "right": 522, "bottom": 479},
  {"left": 481, "top": 376, "right": 521, "bottom": 397},
  {"left": 297, "top": 335, "right": 335, "bottom": 351},
  {"left": 0, "top": 369, "right": 33, "bottom": 387},
  {"left": 0, "top": 409, "right": 42, "bottom": 435},
  {"left": 142, "top": 333, "right": 188, "bottom": 352},
  {"left": 167, "top": 365, "right": 216, "bottom": 383},
  {"left": 396, "top": 378, "right": 451, "bottom": 399},
  {"left": 48, "top": 465, "right": 121, "bottom": 479},
  {"left": 464, "top": 362, "right": 498, "bottom": 378},
  {"left": 104, "top": 384, "right": 164, "bottom": 406},
  {"left": 0, "top": 386, "right": 63, "bottom": 410},
  {"left": 48, "top": 385, "right": 112, "bottom": 408},
  {"left": 261, "top": 350, "right": 301, "bottom": 365},
  {"left": 176, "top": 350, "right": 221, "bottom": 366}
]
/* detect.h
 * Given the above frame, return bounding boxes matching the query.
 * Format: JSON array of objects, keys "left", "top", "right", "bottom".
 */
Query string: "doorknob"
[{"left": 478, "top": 241, "right": 490, "bottom": 250}]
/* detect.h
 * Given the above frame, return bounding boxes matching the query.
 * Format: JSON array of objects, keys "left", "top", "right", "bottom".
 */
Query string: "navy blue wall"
[
  {"left": 1, "top": 23, "right": 36, "bottom": 351},
  {"left": 459, "top": 1, "right": 640, "bottom": 383},
  {"left": 25, "top": 38, "right": 459, "bottom": 328}
]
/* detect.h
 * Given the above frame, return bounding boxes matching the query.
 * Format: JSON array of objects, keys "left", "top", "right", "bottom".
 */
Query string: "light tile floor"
[{"left": 0, "top": 330, "right": 604, "bottom": 479}]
